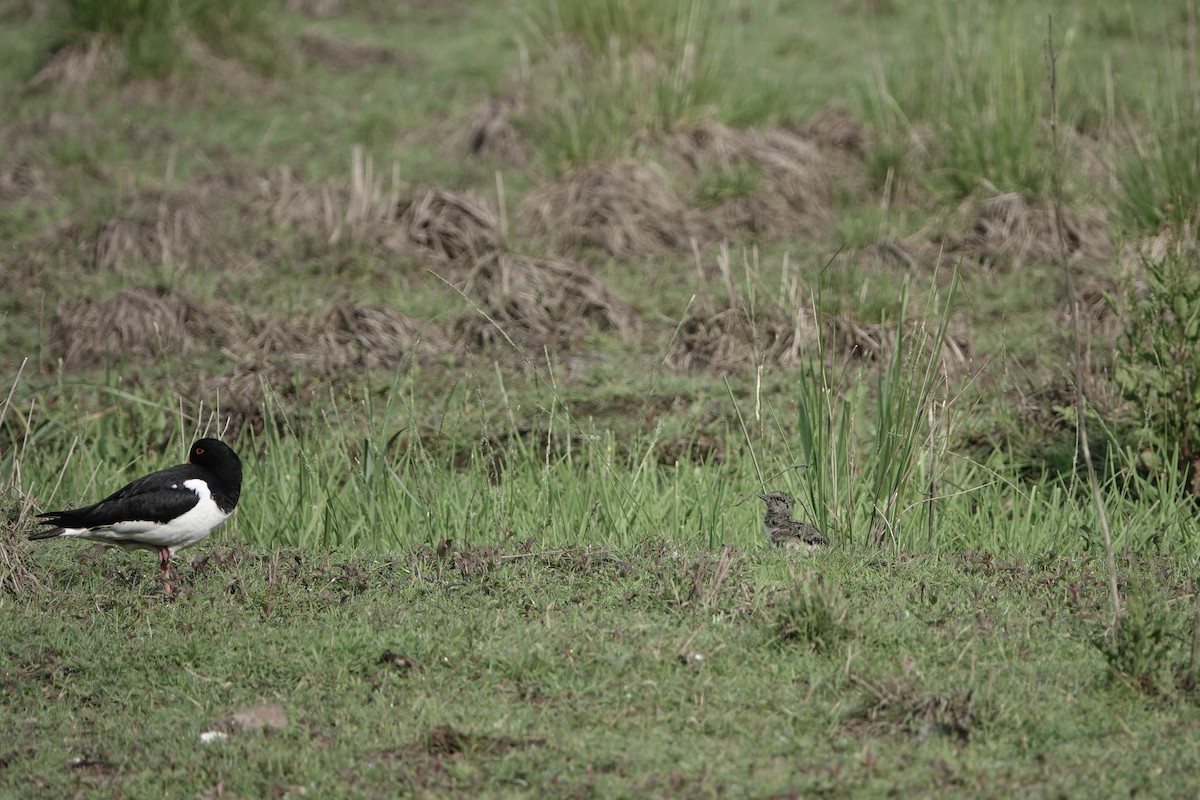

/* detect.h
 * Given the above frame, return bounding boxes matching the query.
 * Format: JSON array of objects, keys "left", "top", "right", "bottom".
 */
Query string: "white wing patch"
[{"left": 61, "top": 478, "right": 231, "bottom": 555}]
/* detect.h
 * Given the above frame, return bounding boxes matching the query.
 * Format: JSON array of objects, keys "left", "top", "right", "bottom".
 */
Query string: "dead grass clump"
[
  {"left": 50, "top": 287, "right": 233, "bottom": 368},
  {"left": 796, "top": 106, "right": 870, "bottom": 160},
  {"left": 248, "top": 303, "right": 448, "bottom": 371},
  {"left": 1118, "top": 223, "right": 1199, "bottom": 271},
  {"left": 453, "top": 252, "right": 633, "bottom": 349},
  {"left": 825, "top": 314, "right": 971, "bottom": 370},
  {"left": 298, "top": 32, "right": 417, "bottom": 72},
  {"left": 323, "top": 303, "right": 449, "bottom": 368},
  {"left": 666, "top": 301, "right": 819, "bottom": 373},
  {"left": 516, "top": 161, "right": 702, "bottom": 259},
  {"left": 27, "top": 38, "right": 122, "bottom": 92},
  {"left": 397, "top": 188, "right": 502, "bottom": 263},
  {"left": 86, "top": 188, "right": 225, "bottom": 271},
  {"left": 444, "top": 98, "right": 527, "bottom": 166},
  {"left": 199, "top": 360, "right": 299, "bottom": 438},
  {"left": 0, "top": 154, "right": 52, "bottom": 203},
  {"left": 850, "top": 239, "right": 937, "bottom": 272},
  {"left": 844, "top": 675, "right": 984, "bottom": 743},
  {"left": 664, "top": 120, "right": 749, "bottom": 172},
  {"left": 1, "top": 113, "right": 84, "bottom": 200},
  {"left": 954, "top": 192, "right": 1112, "bottom": 270},
  {"left": 247, "top": 152, "right": 403, "bottom": 251},
  {"left": 664, "top": 257, "right": 968, "bottom": 374},
  {"left": 664, "top": 120, "right": 833, "bottom": 238}
]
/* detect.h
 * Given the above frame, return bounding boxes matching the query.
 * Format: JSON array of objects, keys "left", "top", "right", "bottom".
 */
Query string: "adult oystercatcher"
[{"left": 30, "top": 438, "right": 243, "bottom": 597}]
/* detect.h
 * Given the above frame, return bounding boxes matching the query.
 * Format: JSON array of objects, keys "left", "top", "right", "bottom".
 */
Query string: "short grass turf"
[{"left": 4, "top": 541, "right": 1198, "bottom": 798}]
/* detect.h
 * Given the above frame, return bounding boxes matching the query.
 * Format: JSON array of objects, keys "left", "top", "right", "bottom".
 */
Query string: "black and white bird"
[
  {"left": 757, "top": 491, "right": 829, "bottom": 552},
  {"left": 30, "top": 438, "right": 242, "bottom": 597}
]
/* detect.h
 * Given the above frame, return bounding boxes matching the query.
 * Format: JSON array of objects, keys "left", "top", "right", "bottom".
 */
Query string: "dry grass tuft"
[
  {"left": 298, "top": 32, "right": 417, "bottom": 72},
  {"left": 203, "top": 303, "right": 449, "bottom": 435},
  {"left": 248, "top": 151, "right": 403, "bottom": 251},
  {"left": 952, "top": 192, "right": 1111, "bottom": 270},
  {"left": 248, "top": 303, "right": 448, "bottom": 371},
  {"left": 844, "top": 675, "right": 983, "bottom": 743},
  {"left": 825, "top": 315, "right": 971, "bottom": 368},
  {"left": 89, "top": 188, "right": 227, "bottom": 271},
  {"left": 200, "top": 360, "right": 299, "bottom": 437},
  {"left": 850, "top": 239, "right": 938, "bottom": 272},
  {"left": 664, "top": 120, "right": 834, "bottom": 238},
  {"left": 796, "top": 106, "right": 870, "bottom": 159},
  {"left": 454, "top": 252, "right": 633, "bottom": 349},
  {"left": 665, "top": 302, "right": 817, "bottom": 373},
  {"left": 397, "top": 188, "right": 502, "bottom": 263},
  {"left": 50, "top": 286, "right": 234, "bottom": 368},
  {"left": 665, "top": 251, "right": 968, "bottom": 374},
  {"left": 516, "top": 161, "right": 703, "bottom": 259},
  {"left": 27, "top": 38, "right": 122, "bottom": 92}
]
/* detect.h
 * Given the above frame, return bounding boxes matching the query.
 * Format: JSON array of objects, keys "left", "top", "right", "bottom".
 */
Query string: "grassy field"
[{"left": 3, "top": 0, "right": 1200, "bottom": 795}]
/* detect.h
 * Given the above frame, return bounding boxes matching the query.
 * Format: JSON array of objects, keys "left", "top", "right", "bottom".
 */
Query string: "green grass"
[
  {"left": 4, "top": 543, "right": 1199, "bottom": 797},
  {"left": 6, "top": 0, "right": 1200, "bottom": 794}
]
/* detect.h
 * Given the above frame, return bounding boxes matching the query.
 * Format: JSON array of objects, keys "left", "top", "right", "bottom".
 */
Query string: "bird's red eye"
[{"left": 196, "top": 447, "right": 205, "bottom": 455}]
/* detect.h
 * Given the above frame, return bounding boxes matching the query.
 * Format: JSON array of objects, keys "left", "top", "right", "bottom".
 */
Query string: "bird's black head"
[{"left": 189, "top": 439, "right": 243, "bottom": 501}]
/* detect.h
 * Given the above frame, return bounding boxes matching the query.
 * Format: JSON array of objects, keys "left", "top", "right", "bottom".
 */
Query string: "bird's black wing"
[{"left": 36, "top": 464, "right": 202, "bottom": 529}]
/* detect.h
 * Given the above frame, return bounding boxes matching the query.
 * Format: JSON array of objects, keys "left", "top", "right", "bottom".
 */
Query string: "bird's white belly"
[{"left": 71, "top": 479, "right": 230, "bottom": 555}]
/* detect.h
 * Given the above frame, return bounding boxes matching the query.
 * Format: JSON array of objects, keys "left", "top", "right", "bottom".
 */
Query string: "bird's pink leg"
[{"left": 158, "top": 547, "right": 175, "bottom": 598}]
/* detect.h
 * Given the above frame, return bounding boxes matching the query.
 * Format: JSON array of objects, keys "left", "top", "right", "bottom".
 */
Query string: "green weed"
[
  {"left": 58, "top": 0, "right": 277, "bottom": 77},
  {"left": 1113, "top": 247, "right": 1200, "bottom": 486}
]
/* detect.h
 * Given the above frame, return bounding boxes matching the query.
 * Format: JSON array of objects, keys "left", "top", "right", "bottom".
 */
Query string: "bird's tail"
[{"left": 28, "top": 528, "right": 66, "bottom": 541}]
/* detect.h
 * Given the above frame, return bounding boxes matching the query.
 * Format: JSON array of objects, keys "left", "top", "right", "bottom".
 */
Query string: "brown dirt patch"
[
  {"left": 396, "top": 188, "right": 502, "bottom": 263},
  {"left": 50, "top": 286, "right": 234, "bottom": 368},
  {"left": 443, "top": 98, "right": 528, "bottom": 166},
  {"left": 950, "top": 192, "right": 1112, "bottom": 270},
  {"left": 453, "top": 252, "right": 633, "bottom": 350},
  {"left": 298, "top": 32, "right": 418, "bottom": 72},
  {"left": 516, "top": 161, "right": 703, "bottom": 259}
]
